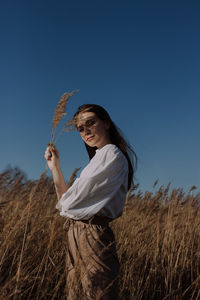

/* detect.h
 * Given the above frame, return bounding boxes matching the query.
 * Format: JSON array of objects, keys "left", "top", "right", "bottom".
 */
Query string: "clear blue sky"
[{"left": 0, "top": 0, "right": 200, "bottom": 194}]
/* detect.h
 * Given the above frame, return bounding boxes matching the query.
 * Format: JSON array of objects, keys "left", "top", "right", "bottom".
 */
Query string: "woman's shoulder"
[
  {"left": 95, "top": 144, "right": 127, "bottom": 165},
  {"left": 80, "top": 144, "right": 128, "bottom": 178},
  {"left": 96, "top": 143, "right": 119, "bottom": 155}
]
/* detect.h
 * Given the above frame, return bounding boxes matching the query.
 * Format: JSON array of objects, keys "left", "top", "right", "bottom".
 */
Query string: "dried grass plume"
[{"left": 50, "top": 90, "right": 78, "bottom": 144}]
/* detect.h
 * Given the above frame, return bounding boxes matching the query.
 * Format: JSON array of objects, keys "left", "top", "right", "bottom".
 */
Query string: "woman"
[{"left": 44, "top": 104, "right": 137, "bottom": 299}]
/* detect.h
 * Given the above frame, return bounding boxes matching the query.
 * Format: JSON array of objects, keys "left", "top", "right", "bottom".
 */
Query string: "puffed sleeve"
[{"left": 56, "top": 145, "right": 128, "bottom": 220}]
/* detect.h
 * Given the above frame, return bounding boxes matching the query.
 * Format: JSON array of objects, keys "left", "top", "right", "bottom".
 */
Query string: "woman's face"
[{"left": 76, "top": 111, "right": 111, "bottom": 149}]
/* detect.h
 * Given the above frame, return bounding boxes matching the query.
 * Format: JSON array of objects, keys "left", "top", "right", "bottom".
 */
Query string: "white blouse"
[{"left": 56, "top": 144, "right": 129, "bottom": 220}]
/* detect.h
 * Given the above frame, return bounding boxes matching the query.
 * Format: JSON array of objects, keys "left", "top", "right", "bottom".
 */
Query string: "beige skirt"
[{"left": 64, "top": 216, "right": 119, "bottom": 300}]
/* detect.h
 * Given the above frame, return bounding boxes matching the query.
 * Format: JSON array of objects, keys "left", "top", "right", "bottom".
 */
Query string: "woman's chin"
[{"left": 85, "top": 140, "right": 96, "bottom": 147}]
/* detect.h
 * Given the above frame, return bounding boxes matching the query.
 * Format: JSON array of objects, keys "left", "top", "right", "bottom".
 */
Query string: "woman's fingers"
[
  {"left": 44, "top": 147, "right": 52, "bottom": 160},
  {"left": 44, "top": 144, "right": 59, "bottom": 161},
  {"left": 47, "top": 143, "right": 59, "bottom": 158}
]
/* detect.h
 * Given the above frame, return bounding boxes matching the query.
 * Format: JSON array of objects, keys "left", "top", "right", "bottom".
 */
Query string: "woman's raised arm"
[{"left": 44, "top": 144, "right": 68, "bottom": 200}]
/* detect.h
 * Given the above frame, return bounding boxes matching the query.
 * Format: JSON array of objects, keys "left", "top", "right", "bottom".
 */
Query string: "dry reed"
[
  {"left": 50, "top": 90, "right": 78, "bottom": 145},
  {"left": 0, "top": 167, "right": 200, "bottom": 299}
]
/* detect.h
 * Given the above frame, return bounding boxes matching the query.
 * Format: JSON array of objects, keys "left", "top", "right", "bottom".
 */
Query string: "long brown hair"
[{"left": 73, "top": 104, "right": 137, "bottom": 190}]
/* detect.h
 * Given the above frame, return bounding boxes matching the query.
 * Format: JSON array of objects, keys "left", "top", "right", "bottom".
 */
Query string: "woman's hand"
[
  {"left": 44, "top": 144, "right": 60, "bottom": 172},
  {"left": 44, "top": 144, "right": 68, "bottom": 200}
]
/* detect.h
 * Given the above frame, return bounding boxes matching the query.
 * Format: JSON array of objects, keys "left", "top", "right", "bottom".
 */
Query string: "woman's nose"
[{"left": 84, "top": 126, "right": 91, "bottom": 134}]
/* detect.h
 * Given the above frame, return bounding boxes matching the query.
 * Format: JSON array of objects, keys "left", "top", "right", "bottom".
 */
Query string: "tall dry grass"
[{"left": 0, "top": 167, "right": 200, "bottom": 299}]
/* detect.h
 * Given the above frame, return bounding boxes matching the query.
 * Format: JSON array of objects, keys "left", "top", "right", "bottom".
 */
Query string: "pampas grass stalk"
[
  {"left": 44, "top": 90, "right": 78, "bottom": 171},
  {"left": 49, "top": 90, "right": 78, "bottom": 146}
]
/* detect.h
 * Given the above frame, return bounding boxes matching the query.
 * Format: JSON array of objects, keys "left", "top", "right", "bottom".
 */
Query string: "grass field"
[{"left": 0, "top": 167, "right": 200, "bottom": 299}]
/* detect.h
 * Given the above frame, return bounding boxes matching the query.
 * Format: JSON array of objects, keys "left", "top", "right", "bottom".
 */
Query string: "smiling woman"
[{"left": 44, "top": 104, "right": 137, "bottom": 299}]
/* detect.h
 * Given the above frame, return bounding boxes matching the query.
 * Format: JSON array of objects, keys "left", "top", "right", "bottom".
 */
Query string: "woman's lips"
[{"left": 87, "top": 136, "right": 94, "bottom": 141}]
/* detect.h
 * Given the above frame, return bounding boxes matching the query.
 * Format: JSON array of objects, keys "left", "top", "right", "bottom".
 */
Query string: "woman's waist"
[
  {"left": 72, "top": 215, "right": 113, "bottom": 225},
  {"left": 63, "top": 215, "right": 114, "bottom": 231}
]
